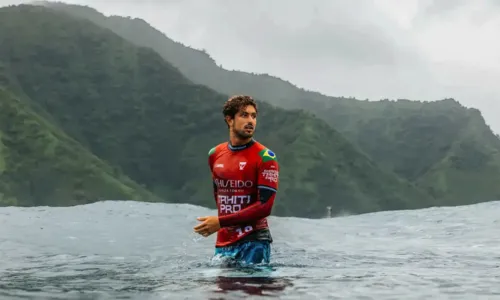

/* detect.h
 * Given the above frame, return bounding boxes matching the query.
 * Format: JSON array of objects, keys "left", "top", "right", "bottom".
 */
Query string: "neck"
[
  {"left": 230, "top": 136, "right": 251, "bottom": 146},
  {"left": 228, "top": 134, "right": 255, "bottom": 151}
]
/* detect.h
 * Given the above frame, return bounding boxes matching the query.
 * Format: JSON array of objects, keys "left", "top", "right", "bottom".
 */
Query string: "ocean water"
[{"left": 1, "top": 200, "right": 500, "bottom": 299}]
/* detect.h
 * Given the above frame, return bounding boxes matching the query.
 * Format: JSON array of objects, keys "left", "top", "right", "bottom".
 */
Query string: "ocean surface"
[{"left": 1, "top": 200, "right": 500, "bottom": 299}]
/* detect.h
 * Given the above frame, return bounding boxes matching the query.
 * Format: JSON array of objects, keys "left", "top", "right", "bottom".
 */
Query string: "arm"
[
  {"left": 208, "top": 147, "right": 217, "bottom": 204},
  {"left": 212, "top": 180, "right": 218, "bottom": 205},
  {"left": 218, "top": 152, "right": 279, "bottom": 227},
  {"left": 194, "top": 145, "right": 221, "bottom": 236}
]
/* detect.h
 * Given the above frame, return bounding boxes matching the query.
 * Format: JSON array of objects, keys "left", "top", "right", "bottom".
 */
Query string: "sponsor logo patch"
[{"left": 262, "top": 169, "right": 279, "bottom": 183}]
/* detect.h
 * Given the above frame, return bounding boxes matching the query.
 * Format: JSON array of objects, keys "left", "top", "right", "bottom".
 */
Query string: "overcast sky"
[{"left": 2, "top": 0, "right": 500, "bottom": 134}]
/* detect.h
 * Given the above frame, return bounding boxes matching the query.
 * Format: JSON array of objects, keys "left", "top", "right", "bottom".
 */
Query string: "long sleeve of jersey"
[
  {"left": 212, "top": 180, "right": 217, "bottom": 204},
  {"left": 218, "top": 157, "right": 279, "bottom": 227},
  {"left": 208, "top": 152, "right": 217, "bottom": 204}
]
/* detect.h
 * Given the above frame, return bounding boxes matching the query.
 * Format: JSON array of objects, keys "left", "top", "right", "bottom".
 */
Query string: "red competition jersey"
[{"left": 208, "top": 139, "right": 279, "bottom": 247}]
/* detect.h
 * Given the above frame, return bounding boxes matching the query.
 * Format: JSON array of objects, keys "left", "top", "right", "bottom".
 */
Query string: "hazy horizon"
[{"left": 2, "top": 0, "right": 500, "bottom": 134}]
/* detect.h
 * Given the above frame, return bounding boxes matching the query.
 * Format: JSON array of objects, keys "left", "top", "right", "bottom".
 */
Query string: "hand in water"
[{"left": 194, "top": 216, "right": 220, "bottom": 237}]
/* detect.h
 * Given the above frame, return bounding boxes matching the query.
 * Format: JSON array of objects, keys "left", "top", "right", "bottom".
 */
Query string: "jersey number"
[{"left": 236, "top": 225, "right": 253, "bottom": 236}]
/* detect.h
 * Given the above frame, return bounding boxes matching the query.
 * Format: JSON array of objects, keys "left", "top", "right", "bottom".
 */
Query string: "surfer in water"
[{"left": 194, "top": 95, "right": 280, "bottom": 266}]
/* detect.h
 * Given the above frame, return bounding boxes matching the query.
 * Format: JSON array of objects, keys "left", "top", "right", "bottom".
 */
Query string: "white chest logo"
[{"left": 239, "top": 162, "right": 247, "bottom": 170}]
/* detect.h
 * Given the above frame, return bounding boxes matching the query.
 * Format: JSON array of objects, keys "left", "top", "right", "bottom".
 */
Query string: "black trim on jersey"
[
  {"left": 258, "top": 186, "right": 276, "bottom": 203},
  {"left": 257, "top": 185, "right": 277, "bottom": 193},
  {"left": 227, "top": 138, "right": 255, "bottom": 151}
]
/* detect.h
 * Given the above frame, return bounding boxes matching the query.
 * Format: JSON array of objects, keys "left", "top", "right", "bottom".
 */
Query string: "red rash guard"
[{"left": 208, "top": 139, "right": 279, "bottom": 247}]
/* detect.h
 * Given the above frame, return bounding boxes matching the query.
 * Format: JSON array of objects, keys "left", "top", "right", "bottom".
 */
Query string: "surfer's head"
[{"left": 223, "top": 95, "right": 258, "bottom": 140}]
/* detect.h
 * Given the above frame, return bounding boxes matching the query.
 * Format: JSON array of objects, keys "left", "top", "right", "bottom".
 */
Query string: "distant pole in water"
[{"left": 326, "top": 206, "right": 332, "bottom": 218}]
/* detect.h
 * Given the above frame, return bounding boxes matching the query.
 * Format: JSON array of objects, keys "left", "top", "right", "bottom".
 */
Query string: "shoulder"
[
  {"left": 253, "top": 141, "right": 278, "bottom": 163},
  {"left": 208, "top": 142, "right": 227, "bottom": 157}
]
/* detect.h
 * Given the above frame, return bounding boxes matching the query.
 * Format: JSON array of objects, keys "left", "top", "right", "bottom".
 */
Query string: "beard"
[{"left": 233, "top": 128, "right": 254, "bottom": 139}]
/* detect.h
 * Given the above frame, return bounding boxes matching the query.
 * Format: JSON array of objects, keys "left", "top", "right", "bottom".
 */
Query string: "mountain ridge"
[
  {"left": 0, "top": 4, "right": 439, "bottom": 217},
  {"left": 2, "top": 2, "right": 500, "bottom": 216},
  {"left": 32, "top": 2, "right": 500, "bottom": 168},
  {"left": 35, "top": 1, "right": 500, "bottom": 207}
]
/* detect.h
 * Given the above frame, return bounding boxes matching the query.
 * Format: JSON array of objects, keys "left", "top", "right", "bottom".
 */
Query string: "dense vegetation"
[
  {"left": 0, "top": 4, "right": 441, "bottom": 217},
  {"left": 0, "top": 87, "right": 159, "bottom": 206},
  {"left": 38, "top": 2, "right": 500, "bottom": 207}
]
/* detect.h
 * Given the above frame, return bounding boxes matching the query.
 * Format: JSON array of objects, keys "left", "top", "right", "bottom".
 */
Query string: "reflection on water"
[
  {"left": 202, "top": 257, "right": 295, "bottom": 298},
  {"left": 212, "top": 276, "right": 294, "bottom": 297}
]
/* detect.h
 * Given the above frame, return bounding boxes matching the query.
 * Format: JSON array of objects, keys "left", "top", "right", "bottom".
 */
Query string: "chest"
[{"left": 213, "top": 152, "right": 257, "bottom": 181}]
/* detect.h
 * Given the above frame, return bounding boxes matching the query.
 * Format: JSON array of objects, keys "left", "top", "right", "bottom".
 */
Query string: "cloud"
[
  {"left": 419, "top": 0, "right": 468, "bottom": 16},
  {"left": 2, "top": 0, "right": 500, "bottom": 133},
  {"left": 151, "top": 0, "right": 500, "bottom": 132}
]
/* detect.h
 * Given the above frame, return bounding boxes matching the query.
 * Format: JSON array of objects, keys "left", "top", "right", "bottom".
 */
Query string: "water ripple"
[{"left": 1, "top": 200, "right": 500, "bottom": 299}]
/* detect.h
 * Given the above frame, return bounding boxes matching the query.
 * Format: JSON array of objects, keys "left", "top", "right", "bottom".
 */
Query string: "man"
[{"left": 193, "top": 95, "right": 279, "bottom": 266}]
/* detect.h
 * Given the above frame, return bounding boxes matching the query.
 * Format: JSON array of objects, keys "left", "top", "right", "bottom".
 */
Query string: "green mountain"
[
  {"left": 415, "top": 108, "right": 500, "bottom": 205},
  {"left": 35, "top": 1, "right": 500, "bottom": 206},
  {"left": 0, "top": 86, "right": 159, "bottom": 207},
  {"left": 0, "top": 4, "right": 436, "bottom": 217}
]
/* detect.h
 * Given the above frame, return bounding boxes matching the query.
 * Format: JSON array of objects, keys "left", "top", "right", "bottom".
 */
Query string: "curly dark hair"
[{"left": 222, "top": 95, "right": 258, "bottom": 127}]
